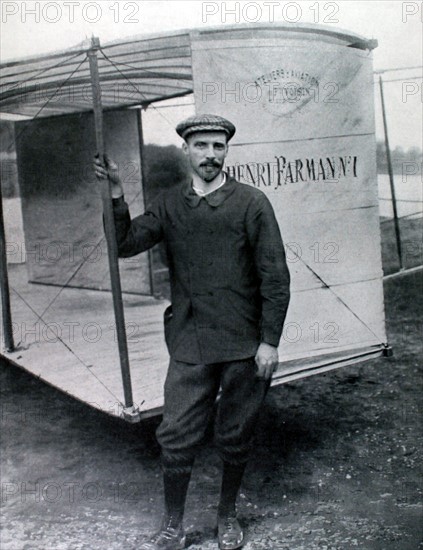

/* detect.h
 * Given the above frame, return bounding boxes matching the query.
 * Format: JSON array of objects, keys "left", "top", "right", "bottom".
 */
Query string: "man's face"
[{"left": 182, "top": 131, "right": 229, "bottom": 182}]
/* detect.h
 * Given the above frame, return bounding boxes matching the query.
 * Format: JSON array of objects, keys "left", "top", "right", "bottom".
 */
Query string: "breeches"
[{"left": 156, "top": 357, "right": 270, "bottom": 474}]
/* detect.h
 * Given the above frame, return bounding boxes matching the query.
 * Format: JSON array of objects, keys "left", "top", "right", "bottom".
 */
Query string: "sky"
[{"left": 0, "top": 0, "right": 422, "bottom": 149}]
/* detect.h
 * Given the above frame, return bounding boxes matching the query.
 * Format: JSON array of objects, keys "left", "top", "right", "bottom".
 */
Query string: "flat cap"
[{"left": 176, "top": 114, "right": 236, "bottom": 141}]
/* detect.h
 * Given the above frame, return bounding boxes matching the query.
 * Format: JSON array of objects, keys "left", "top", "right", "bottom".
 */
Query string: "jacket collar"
[{"left": 182, "top": 172, "right": 237, "bottom": 208}]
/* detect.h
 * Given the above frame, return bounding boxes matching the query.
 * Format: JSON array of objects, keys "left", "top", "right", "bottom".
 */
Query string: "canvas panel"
[
  {"left": 191, "top": 36, "right": 375, "bottom": 144},
  {"left": 16, "top": 109, "right": 151, "bottom": 294},
  {"left": 225, "top": 134, "right": 382, "bottom": 289}
]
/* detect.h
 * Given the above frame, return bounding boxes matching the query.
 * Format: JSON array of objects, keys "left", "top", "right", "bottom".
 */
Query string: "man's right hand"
[{"left": 93, "top": 154, "right": 124, "bottom": 199}]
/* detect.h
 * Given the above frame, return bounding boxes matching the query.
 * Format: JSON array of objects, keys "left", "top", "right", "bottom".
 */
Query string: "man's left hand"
[{"left": 255, "top": 343, "right": 279, "bottom": 380}]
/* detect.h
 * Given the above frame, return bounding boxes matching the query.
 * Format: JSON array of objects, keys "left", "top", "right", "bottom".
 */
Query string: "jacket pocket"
[{"left": 163, "top": 304, "right": 173, "bottom": 349}]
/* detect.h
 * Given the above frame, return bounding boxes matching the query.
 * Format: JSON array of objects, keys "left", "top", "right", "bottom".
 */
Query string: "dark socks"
[
  {"left": 163, "top": 470, "right": 192, "bottom": 527},
  {"left": 218, "top": 461, "right": 247, "bottom": 518},
  {"left": 161, "top": 461, "right": 246, "bottom": 526}
]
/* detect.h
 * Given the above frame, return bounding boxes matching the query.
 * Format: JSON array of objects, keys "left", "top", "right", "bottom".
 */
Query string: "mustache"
[{"left": 200, "top": 160, "right": 221, "bottom": 167}]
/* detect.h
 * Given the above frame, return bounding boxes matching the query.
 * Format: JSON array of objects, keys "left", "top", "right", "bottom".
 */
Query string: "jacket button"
[{"left": 208, "top": 291, "right": 214, "bottom": 296}]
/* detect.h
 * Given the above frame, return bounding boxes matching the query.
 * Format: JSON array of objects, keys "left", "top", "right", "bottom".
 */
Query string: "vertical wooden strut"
[
  {"left": 136, "top": 110, "right": 155, "bottom": 296},
  {"left": 0, "top": 180, "right": 14, "bottom": 352},
  {"left": 88, "top": 37, "right": 138, "bottom": 419},
  {"left": 379, "top": 75, "right": 403, "bottom": 271}
]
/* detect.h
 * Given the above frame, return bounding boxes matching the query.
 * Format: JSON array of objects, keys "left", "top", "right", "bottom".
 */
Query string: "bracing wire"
[
  {"left": 6, "top": 55, "right": 89, "bottom": 153},
  {"left": 379, "top": 198, "right": 423, "bottom": 203},
  {"left": 1, "top": 50, "right": 88, "bottom": 95},
  {"left": 381, "top": 210, "right": 423, "bottom": 224},
  {"left": 98, "top": 48, "right": 176, "bottom": 129},
  {"left": 374, "top": 65, "right": 423, "bottom": 74},
  {"left": 95, "top": 55, "right": 189, "bottom": 80},
  {"left": 374, "top": 75, "right": 422, "bottom": 84},
  {"left": 284, "top": 244, "right": 386, "bottom": 344},
  {"left": 11, "top": 286, "right": 124, "bottom": 404}
]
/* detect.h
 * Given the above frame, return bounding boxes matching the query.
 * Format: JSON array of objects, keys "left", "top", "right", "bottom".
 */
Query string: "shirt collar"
[
  {"left": 192, "top": 172, "right": 226, "bottom": 196},
  {"left": 182, "top": 172, "right": 237, "bottom": 208}
]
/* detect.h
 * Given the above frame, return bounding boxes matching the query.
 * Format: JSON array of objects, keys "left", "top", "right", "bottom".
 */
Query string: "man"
[{"left": 94, "top": 114, "right": 290, "bottom": 550}]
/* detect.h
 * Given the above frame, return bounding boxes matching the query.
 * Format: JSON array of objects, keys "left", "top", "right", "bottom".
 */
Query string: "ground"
[{"left": 1, "top": 223, "right": 422, "bottom": 549}]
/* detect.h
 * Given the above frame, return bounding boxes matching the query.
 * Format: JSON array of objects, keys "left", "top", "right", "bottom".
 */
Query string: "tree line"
[
  {"left": 376, "top": 140, "right": 422, "bottom": 175},
  {"left": 1, "top": 118, "right": 421, "bottom": 199}
]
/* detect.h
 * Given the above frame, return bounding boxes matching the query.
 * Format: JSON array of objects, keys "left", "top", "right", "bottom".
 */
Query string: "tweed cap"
[{"left": 176, "top": 114, "right": 236, "bottom": 141}]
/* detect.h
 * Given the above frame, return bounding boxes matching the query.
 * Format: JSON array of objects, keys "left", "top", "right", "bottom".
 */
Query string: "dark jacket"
[{"left": 112, "top": 175, "right": 290, "bottom": 364}]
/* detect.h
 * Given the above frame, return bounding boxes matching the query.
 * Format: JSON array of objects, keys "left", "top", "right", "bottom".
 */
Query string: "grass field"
[{"left": 380, "top": 216, "right": 422, "bottom": 275}]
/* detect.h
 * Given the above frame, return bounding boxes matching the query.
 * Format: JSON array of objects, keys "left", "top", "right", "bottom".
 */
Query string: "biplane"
[{"left": 0, "top": 23, "right": 391, "bottom": 422}]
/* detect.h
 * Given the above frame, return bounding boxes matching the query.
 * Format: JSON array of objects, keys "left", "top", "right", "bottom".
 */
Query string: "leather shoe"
[
  {"left": 217, "top": 514, "right": 244, "bottom": 550},
  {"left": 139, "top": 517, "right": 186, "bottom": 549}
]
